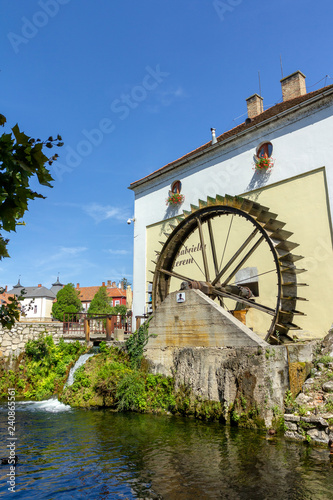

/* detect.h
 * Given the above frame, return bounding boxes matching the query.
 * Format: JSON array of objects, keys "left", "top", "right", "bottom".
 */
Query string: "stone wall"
[
  {"left": 284, "top": 414, "right": 332, "bottom": 444},
  {"left": 145, "top": 342, "right": 316, "bottom": 427},
  {"left": 0, "top": 322, "right": 63, "bottom": 359}
]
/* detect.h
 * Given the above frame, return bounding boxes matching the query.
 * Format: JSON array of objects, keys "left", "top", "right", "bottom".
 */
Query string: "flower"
[
  {"left": 254, "top": 155, "right": 274, "bottom": 172},
  {"left": 166, "top": 192, "right": 185, "bottom": 206}
]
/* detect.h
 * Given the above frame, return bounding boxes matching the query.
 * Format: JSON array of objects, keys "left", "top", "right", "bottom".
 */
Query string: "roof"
[
  {"left": 7, "top": 282, "right": 56, "bottom": 299},
  {"left": 20, "top": 287, "right": 56, "bottom": 299},
  {"left": 0, "top": 292, "right": 14, "bottom": 305},
  {"left": 50, "top": 277, "right": 64, "bottom": 295},
  {"left": 77, "top": 286, "right": 126, "bottom": 302},
  {"left": 129, "top": 84, "right": 333, "bottom": 190}
]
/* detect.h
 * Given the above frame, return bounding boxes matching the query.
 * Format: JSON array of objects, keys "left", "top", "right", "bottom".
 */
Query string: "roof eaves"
[{"left": 129, "top": 85, "right": 333, "bottom": 190}]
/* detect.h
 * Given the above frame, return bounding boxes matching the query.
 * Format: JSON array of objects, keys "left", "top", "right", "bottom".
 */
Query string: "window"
[
  {"left": 115, "top": 300, "right": 120, "bottom": 306},
  {"left": 171, "top": 180, "right": 181, "bottom": 194},
  {"left": 257, "top": 142, "right": 272, "bottom": 158}
]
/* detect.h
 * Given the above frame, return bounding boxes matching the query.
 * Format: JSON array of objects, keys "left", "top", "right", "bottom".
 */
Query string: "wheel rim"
[{"left": 152, "top": 195, "right": 307, "bottom": 342}]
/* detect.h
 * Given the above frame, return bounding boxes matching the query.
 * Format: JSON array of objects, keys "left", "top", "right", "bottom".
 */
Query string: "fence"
[{"left": 63, "top": 312, "right": 132, "bottom": 340}]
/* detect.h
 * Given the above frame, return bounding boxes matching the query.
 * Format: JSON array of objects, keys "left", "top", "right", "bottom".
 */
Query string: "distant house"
[
  {"left": 76, "top": 280, "right": 129, "bottom": 311},
  {"left": 7, "top": 278, "right": 64, "bottom": 322},
  {"left": 0, "top": 286, "right": 14, "bottom": 307}
]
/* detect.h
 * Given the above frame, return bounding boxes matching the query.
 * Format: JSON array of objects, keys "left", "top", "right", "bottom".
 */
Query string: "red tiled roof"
[
  {"left": 0, "top": 292, "right": 14, "bottom": 305},
  {"left": 129, "top": 84, "right": 333, "bottom": 189},
  {"left": 77, "top": 286, "right": 126, "bottom": 302}
]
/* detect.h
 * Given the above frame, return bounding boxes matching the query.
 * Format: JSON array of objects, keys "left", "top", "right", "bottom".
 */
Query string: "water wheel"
[{"left": 151, "top": 194, "right": 307, "bottom": 342}]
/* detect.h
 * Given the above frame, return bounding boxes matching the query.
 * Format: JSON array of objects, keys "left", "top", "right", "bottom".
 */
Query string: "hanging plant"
[
  {"left": 254, "top": 156, "right": 274, "bottom": 172},
  {"left": 166, "top": 192, "right": 185, "bottom": 206}
]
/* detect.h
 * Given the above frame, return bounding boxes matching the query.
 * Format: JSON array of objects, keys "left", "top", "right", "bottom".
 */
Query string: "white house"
[
  {"left": 8, "top": 278, "right": 64, "bottom": 322},
  {"left": 129, "top": 71, "right": 333, "bottom": 340}
]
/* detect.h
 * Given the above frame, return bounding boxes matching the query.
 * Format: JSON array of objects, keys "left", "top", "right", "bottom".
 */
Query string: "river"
[{"left": 1, "top": 399, "right": 333, "bottom": 499}]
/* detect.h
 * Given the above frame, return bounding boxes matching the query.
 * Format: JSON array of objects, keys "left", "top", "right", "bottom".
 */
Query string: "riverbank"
[
  {"left": 282, "top": 330, "right": 333, "bottom": 445},
  {"left": 0, "top": 335, "right": 86, "bottom": 400},
  {"left": 1, "top": 330, "right": 333, "bottom": 444}
]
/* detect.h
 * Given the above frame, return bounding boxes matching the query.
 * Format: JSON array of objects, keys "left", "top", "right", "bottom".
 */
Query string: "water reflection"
[{"left": 0, "top": 402, "right": 332, "bottom": 499}]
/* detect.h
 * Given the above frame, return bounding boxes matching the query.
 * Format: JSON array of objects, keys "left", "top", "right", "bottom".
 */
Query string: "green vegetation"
[
  {"left": 52, "top": 283, "right": 83, "bottom": 321},
  {"left": 325, "top": 396, "right": 333, "bottom": 412},
  {"left": 61, "top": 345, "right": 177, "bottom": 412},
  {"left": 315, "top": 355, "right": 333, "bottom": 367},
  {"left": 60, "top": 344, "right": 230, "bottom": 421},
  {"left": 88, "top": 286, "right": 113, "bottom": 317},
  {"left": 125, "top": 321, "right": 156, "bottom": 368},
  {"left": 0, "top": 114, "right": 63, "bottom": 328},
  {"left": 0, "top": 334, "right": 86, "bottom": 400},
  {"left": 284, "top": 390, "right": 297, "bottom": 410}
]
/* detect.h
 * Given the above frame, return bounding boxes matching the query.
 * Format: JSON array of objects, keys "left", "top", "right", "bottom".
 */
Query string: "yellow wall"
[{"left": 146, "top": 168, "right": 333, "bottom": 339}]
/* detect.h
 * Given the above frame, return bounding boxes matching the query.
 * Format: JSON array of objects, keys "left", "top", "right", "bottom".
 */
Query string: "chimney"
[
  {"left": 107, "top": 280, "right": 111, "bottom": 287},
  {"left": 38, "top": 284, "right": 42, "bottom": 288},
  {"left": 76, "top": 283, "right": 80, "bottom": 289},
  {"left": 280, "top": 70, "right": 306, "bottom": 102},
  {"left": 5, "top": 286, "right": 7, "bottom": 292},
  {"left": 112, "top": 281, "right": 116, "bottom": 288},
  {"left": 211, "top": 128, "right": 217, "bottom": 144},
  {"left": 246, "top": 94, "right": 264, "bottom": 119},
  {"left": 102, "top": 281, "right": 105, "bottom": 287}
]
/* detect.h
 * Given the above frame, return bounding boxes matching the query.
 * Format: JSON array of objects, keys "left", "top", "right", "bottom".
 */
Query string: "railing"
[{"left": 63, "top": 312, "right": 132, "bottom": 340}]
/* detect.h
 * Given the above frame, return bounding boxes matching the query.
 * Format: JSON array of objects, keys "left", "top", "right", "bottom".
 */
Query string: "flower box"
[
  {"left": 254, "top": 156, "right": 274, "bottom": 172},
  {"left": 166, "top": 193, "right": 185, "bottom": 206}
]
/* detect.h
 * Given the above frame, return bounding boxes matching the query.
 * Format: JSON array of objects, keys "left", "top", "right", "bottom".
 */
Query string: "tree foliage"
[
  {"left": 0, "top": 113, "right": 63, "bottom": 328},
  {"left": 114, "top": 304, "right": 127, "bottom": 317},
  {"left": 87, "top": 286, "right": 113, "bottom": 317},
  {"left": 52, "top": 283, "right": 82, "bottom": 322},
  {"left": 121, "top": 277, "right": 131, "bottom": 289}
]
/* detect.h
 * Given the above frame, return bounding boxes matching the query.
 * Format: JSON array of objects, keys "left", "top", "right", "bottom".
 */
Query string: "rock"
[
  {"left": 295, "top": 393, "right": 311, "bottom": 405},
  {"left": 328, "top": 362, "right": 333, "bottom": 369},
  {"left": 285, "top": 431, "right": 304, "bottom": 441},
  {"left": 284, "top": 414, "right": 300, "bottom": 422},
  {"left": 303, "top": 378, "right": 315, "bottom": 391},
  {"left": 285, "top": 421, "right": 298, "bottom": 431},
  {"left": 307, "top": 428, "right": 329, "bottom": 444},
  {"left": 317, "top": 363, "right": 325, "bottom": 371},
  {"left": 322, "top": 381, "right": 333, "bottom": 393},
  {"left": 301, "top": 416, "right": 328, "bottom": 427}
]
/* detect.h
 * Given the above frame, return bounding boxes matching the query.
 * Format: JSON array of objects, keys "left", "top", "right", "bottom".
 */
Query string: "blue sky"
[{"left": 1, "top": 0, "right": 332, "bottom": 290}]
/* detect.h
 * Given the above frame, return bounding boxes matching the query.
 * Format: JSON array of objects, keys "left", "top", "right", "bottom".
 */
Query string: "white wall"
[
  {"left": 21, "top": 297, "right": 54, "bottom": 320},
  {"left": 132, "top": 99, "right": 333, "bottom": 319}
]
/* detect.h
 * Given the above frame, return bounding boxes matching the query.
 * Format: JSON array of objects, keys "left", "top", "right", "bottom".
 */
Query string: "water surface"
[{"left": 0, "top": 400, "right": 332, "bottom": 499}]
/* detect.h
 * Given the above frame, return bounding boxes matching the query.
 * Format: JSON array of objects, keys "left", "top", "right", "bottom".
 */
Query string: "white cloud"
[
  {"left": 60, "top": 246, "right": 87, "bottom": 255},
  {"left": 83, "top": 203, "right": 129, "bottom": 223},
  {"left": 146, "top": 86, "right": 186, "bottom": 113},
  {"left": 104, "top": 249, "right": 131, "bottom": 255},
  {"left": 53, "top": 201, "right": 130, "bottom": 224}
]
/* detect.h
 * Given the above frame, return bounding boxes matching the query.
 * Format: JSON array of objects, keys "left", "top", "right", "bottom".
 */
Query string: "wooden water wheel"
[{"left": 151, "top": 194, "right": 307, "bottom": 342}]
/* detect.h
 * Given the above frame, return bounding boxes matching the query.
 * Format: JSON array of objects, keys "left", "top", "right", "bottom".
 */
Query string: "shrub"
[{"left": 116, "top": 372, "right": 146, "bottom": 411}]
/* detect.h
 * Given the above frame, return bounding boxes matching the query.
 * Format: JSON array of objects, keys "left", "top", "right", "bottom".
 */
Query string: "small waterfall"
[
  {"left": 66, "top": 353, "right": 95, "bottom": 386},
  {"left": 18, "top": 399, "right": 71, "bottom": 412}
]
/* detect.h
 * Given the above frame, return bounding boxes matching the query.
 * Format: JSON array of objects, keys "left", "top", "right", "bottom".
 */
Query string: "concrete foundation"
[
  {"left": 148, "top": 289, "right": 268, "bottom": 348},
  {"left": 145, "top": 342, "right": 316, "bottom": 427}
]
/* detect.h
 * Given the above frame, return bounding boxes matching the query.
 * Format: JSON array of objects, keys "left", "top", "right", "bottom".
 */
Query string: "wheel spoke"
[
  {"left": 214, "top": 289, "right": 276, "bottom": 316},
  {"left": 178, "top": 243, "right": 205, "bottom": 277},
  {"left": 222, "top": 235, "right": 265, "bottom": 286},
  {"left": 219, "top": 214, "right": 234, "bottom": 271},
  {"left": 159, "top": 268, "right": 194, "bottom": 283},
  {"left": 196, "top": 216, "right": 210, "bottom": 282},
  {"left": 230, "top": 268, "right": 276, "bottom": 286},
  {"left": 207, "top": 219, "right": 219, "bottom": 278},
  {"left": 212, "top": 228, "right": 259, "bottom": 286}
]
